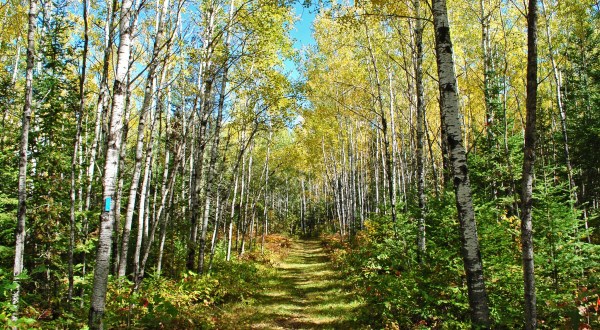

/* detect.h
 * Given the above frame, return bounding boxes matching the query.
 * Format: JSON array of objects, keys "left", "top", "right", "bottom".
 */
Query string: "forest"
[{"left": 0, "top": 0, "right": 599, "bottom": 328}]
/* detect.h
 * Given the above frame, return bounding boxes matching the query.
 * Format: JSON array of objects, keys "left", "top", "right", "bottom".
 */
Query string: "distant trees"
[{"left": 301, "top": 0, "right": 599, "bottom": 328}]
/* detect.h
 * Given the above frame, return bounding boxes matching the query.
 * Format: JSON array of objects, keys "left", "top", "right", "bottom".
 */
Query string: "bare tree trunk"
[
  {"left": 414, "top": 0, "right": 426, "bottom": 262},
  {"left": 69, "top": 0, "right": 89, "bottom": 304},
  {"left": 118, "top": 0, "right": 170, "bottom": 277},
  {"left": 89, "top": 0, "right": 135, "bottom": 326},
  {"left": 374, "top": 132, "right": 380, "bottom": 214},
  {"left": 188, "top": 5, "right": 216, "bottom": 270},
  {"left": 208, "top": 184, "right": 221, "bottom": 272},
  {"left": 481, "top": 0, "right": 494, "bottom": 142},
  {"left": 365, "top": 20, "right": 396, "bottom": 226},
  {"left": 86, "top": 0, "right": 116, "bottom": 211},
  {"left": 261, "top": 130, "right": 272, "bottom": 254},
  {"left": 112, "top": 103, "right": 131, "bottom": 275},
  {"left": 198, "top": 96, "right": 222, "bottom": 274},
  {"left": 199, "top": 0, "right": 234, "bottom": 273},
  {"left": 118, "top": 109, "right": 146, "bottom": 276},
  {"left": 424, "top": 116, "right": 440, "bottom": 196},
  {"left": 240, "top": 150, "right": 253, "bottom": 255},
  {"left": 12, "top": 0, "right": 37, "bottom": 321},
  {"left": 155, "top": 84, "right": 173, "bottom": 276},
  {"left": 10, "top": 37, "right": 21, "bottom": 85},
  {"left": 301, "top": 179, "right": 307, "bottom": 235},
  {"left": 237, "top": 149, "right": 248, "bottom": 254},
  {"left": 227, "top": 167, "right": 239, "bottom": 261},
  {"left": 82, "top": 0, "right": 117, "bottom": 288},
  {"left": 540, "top": 0, "right": 576, "bottom": 203},
  {"left": 136, "top": 99, "right": 186, "bottom": 285},
  {"left": 521, "top": 0, "right": 538, "bottom": 328},
  {"left": 134, "top": 110, "right": 158, "bottom": 276},
  {"left": 431, "top": 0, "right": 490, "bottom": 326}
]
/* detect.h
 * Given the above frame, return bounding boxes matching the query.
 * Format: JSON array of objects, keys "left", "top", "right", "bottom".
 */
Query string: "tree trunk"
[
  {"left": 88, "top": 0, "right": 135, "bottom": 326},
  {"left": 112, "top": 102, "right": 131, "bottom": 275},
  {"left": 521, "top": 0, "right": 538, "bottom": 328},
  {"left": 227, "top": 167, "right": 239, "bottom": 261},
  {"left": 85, "top": 0, "right": 116, "bottom": 212},
  {"left": 240, "top": 150, "right": 254, "bottom": 255},
  {"left": 69, "top": 0, "right": 89, "bottom": 304},
  {"left": 188, "top": 5, "right": 216, "bottom": 271},
  {"left": 540, "top": 0, "right": 576, "bottom": 203},
  {"left": 12, "top": 0, "right": 37, "bottom": 320},
  {"left": 134, "top": 110, "right": 157, "bottom": 277},
  {"left": 363, "top": 19, "right": 396, "bottom": 225},
  {"left": 82, "top": 0, "right": 117, "bottom": 289},
  {"left": 198, "top": 0, "right": 235, "bottom": 274},
  {"left": 118, "top": 0, "right": 169, "bottom": 277},
  {"left": 301, "top": 179, "right": 307, "bottom": 235},
  {"left": 414, "top": 0, "right": 427, "bottom": 262},
  {"left": 261, "top": 130, "right": 272, "bottom": 254},
  {"left": 431, "top": 0, "right": 491, "bottom": 327}
]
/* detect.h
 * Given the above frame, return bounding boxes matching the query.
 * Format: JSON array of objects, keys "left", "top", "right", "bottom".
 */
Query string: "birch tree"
[
  {"left": 88, "top": 0, "right": 135, "bottom": 326},
  {"left": 431, "top": 0, "right": 491, "bottom": 326},
  {"left": 520, "top": 0, "right": 538, "bottom": 327},
  {"left": 12, "top": 0, "right": 37, "bottom": 320}
]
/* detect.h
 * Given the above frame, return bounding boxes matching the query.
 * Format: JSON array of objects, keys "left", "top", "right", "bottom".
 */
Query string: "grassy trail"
[{"left": 216, "top": 239, "right": 363, "bottom": 329}]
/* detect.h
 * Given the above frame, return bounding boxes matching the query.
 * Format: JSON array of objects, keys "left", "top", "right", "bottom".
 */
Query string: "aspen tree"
[
  {"left": 89, "top": 0, "right": 135, "bottom": 326},
  {"left": 68, "top": 0, "right": 89, "bottom": 303},
  {"left": 521, "top": 0, "right": 539, "bottom": 328},
  {"left": 119, "top": 0, "right": 171, "bottom": 277},
  {"left": 12, "top": 0, "right": 37, "bottom": 320},
  {"left": 199, "top": 0, "right": 236, "bottom": 274},
  {"left": 431, "top": 0, "right": 491, "bottom": 326},
  {"left": 85, "top": 0, "right": 116, "bottom": 212},
  {"left": 414, "top": 0, "right": 426, "bottom": 261}
]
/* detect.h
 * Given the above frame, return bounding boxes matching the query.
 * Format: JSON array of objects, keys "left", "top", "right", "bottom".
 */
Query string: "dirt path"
[{"left": 216, "top": 240, "right": 363, "bottom": 329}]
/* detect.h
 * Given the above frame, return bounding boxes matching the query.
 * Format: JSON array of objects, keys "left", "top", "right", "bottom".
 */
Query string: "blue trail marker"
[{"left": 104, "top": 197, "right": 112, "bottom": 212}]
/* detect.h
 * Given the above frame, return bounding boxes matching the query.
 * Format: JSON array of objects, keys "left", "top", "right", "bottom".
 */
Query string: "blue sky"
[
  {"left": 284, "top": 2, "right": 317, "bottom": 81},
  {"left": 292, "top": 2, "right": 317, "bottom": 49}
]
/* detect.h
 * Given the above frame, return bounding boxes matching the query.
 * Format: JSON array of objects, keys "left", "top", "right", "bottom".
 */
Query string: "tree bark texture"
[
  {"left": 521, "top": 0, "right": 538, "bottom": 328},
  {"left": 431, "top": 0, "right": 491, "bottom": 327},
  {"left": 89, "top": 0, "right": 135, "bottom": 327},
  {"left": 414, "top": 0, "right": 427, "bottom": 262},
  {"left": 12, "top": 0, "right": 37, "bottom": 320}
]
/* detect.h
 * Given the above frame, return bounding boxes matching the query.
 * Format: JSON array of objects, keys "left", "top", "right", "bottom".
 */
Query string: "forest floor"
[{"left": 215, "top": 239, "right": 364, "bottom": 329}]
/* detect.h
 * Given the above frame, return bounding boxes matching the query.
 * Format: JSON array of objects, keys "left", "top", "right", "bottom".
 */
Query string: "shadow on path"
[{"left": 216, "top": 240, "right": 364, "bottom": 329}]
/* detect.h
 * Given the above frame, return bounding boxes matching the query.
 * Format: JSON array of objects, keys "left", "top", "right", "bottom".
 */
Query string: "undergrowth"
[
  {"left": 321, "top": 191, "right": 600, "bottom": 329},
  {"left": 2, "top": 234, "right": 292, "bottom": 329}
]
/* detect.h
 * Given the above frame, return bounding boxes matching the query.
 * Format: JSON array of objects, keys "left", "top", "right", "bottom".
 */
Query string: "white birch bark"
[
  {"left": 85, "top": 0, "right": 116, "bottom": 212},
  {"left": 88, "top": 0, "right": 135, "bottom": 326},
  {"left": 118, "top": 0, "right": 170, "bottom": 277},
  {"left": 226, "top": 167, "right": 239, "bottom": 261},
  {"left": 414, "top": 0, "right": 427, "bottom": 262},
  {"left": 12, "top": 0, "right": 36, "bottom": 321},
  {"left": 69, "top": 0, "right": 89, "bottom": 303},
  {"left": 199, "top": 0, "right": 235, "bottom": 273}
]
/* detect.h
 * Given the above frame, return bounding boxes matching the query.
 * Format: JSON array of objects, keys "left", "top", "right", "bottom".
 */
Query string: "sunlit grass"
[{"left": 215, "top": 239, "right": 365, "bottom": 329}]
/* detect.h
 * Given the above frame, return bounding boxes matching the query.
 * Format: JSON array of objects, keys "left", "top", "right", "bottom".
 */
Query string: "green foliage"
[
  {"left": 29, "top": 256, "right": 271, "bottom": 328},
  {"left": 0, "top": 194, "right": 17, "bottom": 261},
  {"left": 325, "top": 180, "right": 600, "bottom": 328},
  {"left": 0, "top": 269, "right": 37, "bottom": 329},
  {"left": 101, "top": 259, "right": 265, "bottom": 328},
  {"left": 531, "top": 168, "right": 600, "bottom": 328},
  {"left": 324, "top": 194, "right": 474, "bottom": 329}
]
